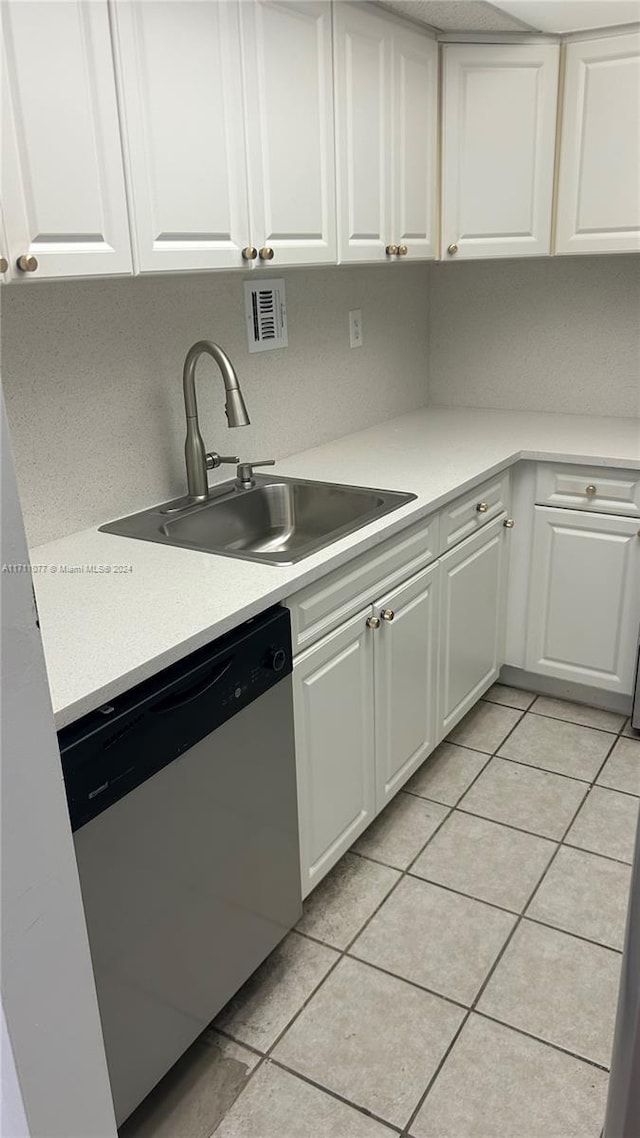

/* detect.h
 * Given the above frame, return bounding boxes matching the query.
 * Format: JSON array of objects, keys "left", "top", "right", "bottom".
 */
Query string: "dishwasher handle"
[{"left": 151, "top": 659, "right": 232, "bottom": 714}]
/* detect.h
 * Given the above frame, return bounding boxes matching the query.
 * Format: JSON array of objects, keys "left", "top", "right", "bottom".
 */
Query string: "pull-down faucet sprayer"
[{"left": 182, "top": 340, "right": 250, "bottom": 502}]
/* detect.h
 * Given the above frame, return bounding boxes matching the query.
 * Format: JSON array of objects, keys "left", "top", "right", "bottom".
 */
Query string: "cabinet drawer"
[
  {"left": 286, "top": 513, "right": 439, "bottom": 653},
  {"left": 440, "top": 473, "right": 510, "bottom": 553},
  {"left": 536, "top": 465, "right": 640, "bottom": 517}
]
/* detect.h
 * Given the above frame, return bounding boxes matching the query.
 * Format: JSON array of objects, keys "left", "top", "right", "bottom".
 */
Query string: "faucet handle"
[
  {"left": 206, "top": 452, "right": 240, "bottom": 470},
  {"left": 236, "top": 459, "right": 275, "bottom": 488}
]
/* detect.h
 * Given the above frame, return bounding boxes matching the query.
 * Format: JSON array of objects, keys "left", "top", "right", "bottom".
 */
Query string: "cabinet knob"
[
  {"left": 0, "top": 256, "right": 8, "bottom": 274},
  {"left": 16, "top": 254, "right": 38, "bottom": 273},
  {"left": 242, "top": 246, "right": 258, "bottom": 261},
  {"left": 366, "top": 616, "right": 381, "bottom": 630},
  {"left": 259, "top": 247, "right": 274, "bottom": 261},
  {"left": 503, "top": 518, "right": 515, "bottom": 529},
  {"left": 585, "top": 485, "right": 597, "bottom": 497},
  {"left": 447, "top": 243, "right": 458, "bottom": 256},
  {"left": 476, "top": 502, "right": 489, "bottom": 513},
  {"left": 380, "top": 608, "right": 395, "bottom": 621},
  {"left": 397, "top": 244, "right": 408, "bottom": 256},
  {"left": 385, "top": 244, "right": 398, "bottom": 256}
]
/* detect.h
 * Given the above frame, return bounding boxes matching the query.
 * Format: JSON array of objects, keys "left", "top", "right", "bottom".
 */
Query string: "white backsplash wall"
[
  {"left": 1, "top": 264, "right": 430, "bottom": 547},
  {"left": 429, "top": 256, "right": 640, "bottom": 418}
]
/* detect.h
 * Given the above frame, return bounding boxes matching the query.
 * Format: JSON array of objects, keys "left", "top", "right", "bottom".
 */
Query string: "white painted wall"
[
  {"left": 0, "top": 392, "right": 117, "bottom": 1138},
  {"left": 429, "top": 255, "right": 640, "bottom": 418},
  {"left": 1, "top": 265, "right": 430, "bottom": 547}
]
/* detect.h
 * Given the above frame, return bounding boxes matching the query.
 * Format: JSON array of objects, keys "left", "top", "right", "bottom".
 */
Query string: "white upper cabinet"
[
  {"left": 240, "top": 0, "right": 336, "bottom": 267},
  {"left": 113, "top": 0, "right": 335, "bottom": 272},
  {"left": 333, "top": 3, "right": 437, "bottom": 263},
  {"left": 0, "top": 206, "right": 10, "bottom": 282},
  {"left": 441, "top": 43, "right": 560, "bottom": 260},
  {"left": 112, "top": 1, "right": 250, "bottom": 273},
  {"left": 555, "top": 31, "right": 640, "bottom": 255},
  {"left": 391, "top": 25, "right": 438, "bottom": 260},
  {"left": 333, "top": 3, "right": 392, "bottom": 263},
  {"left": 2, "top": 0, "right": 132, "bottom": 280}
]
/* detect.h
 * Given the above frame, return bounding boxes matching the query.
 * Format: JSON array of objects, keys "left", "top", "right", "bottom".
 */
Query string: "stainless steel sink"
[{"left": 100, "top": 475, "right": 417, "bottom": 566}]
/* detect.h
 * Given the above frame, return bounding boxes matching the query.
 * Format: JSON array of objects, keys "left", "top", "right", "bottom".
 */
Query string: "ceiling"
[{"left": 376, "top": 0, "right": 640, "bottom": 33}]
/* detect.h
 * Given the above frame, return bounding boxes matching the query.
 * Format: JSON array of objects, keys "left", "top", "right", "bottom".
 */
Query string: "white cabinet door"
[
  {"left": 240, "top": 0, "right": 336, "bottom": 267},
  {"left": 439, "top": 515, "right": 507, "bottom": 738},
  {"left": 2, "top": 0, "right": 132, "bottom": 280},
  {"left": 112, "top": 1, "right": 250, "bottom": 273},
  {"left": 0, "top": 205, "right": 10, "bottom": 283},
  {"left": 333, "top": 2, "right": 392, "bottom": 263},
  {"left": 526, "top": 507, "right": 640, "bottom": 695},
  {"left": 555, "top": 32, "right": 640, "bottom": 255},
  {"left": 373, "top": 563, "right": 439, "bottom": 808},
  {"left": 391, "top": 25, "right": 438, "bottom": 260},
  {"left": 441, "top": 43, "right": 559, "bottom": 260},
  {"left": 293, "top": 609, "right": 375, "bottom": 897}
]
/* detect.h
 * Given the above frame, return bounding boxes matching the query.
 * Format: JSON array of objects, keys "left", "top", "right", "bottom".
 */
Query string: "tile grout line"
[
  {"left": 352, "top": 807, "right": 635, "bottom": 871},
  {"left": 267, "top": 1057, "right": 403, "bottom": 1135},
  {"left": 492, "top": 750, "right": 614, "bottom": 786},
  {"left": 562, "top": 839, "right": 634, "bottom": 868},
  {"left": 524, "top": 707, "right": 628, "bottom": 736},
  {"left": 472, "top": 1009, "right": 611, "bottom": 1074}
]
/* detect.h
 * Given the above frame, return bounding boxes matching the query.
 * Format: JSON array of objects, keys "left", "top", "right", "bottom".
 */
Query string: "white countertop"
[{"left": 31, "top": 406, "right": 640, "bottom": 729}]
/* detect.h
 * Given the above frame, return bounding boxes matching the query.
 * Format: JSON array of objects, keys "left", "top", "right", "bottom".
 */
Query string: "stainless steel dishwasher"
[{"left": 58, "top": 605, "right": 301, "bottom": 1125}]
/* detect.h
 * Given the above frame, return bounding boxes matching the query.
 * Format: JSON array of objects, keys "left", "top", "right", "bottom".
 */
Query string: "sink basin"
[{"left": 100, "top": 475, "right": 417, "bottom": 565}]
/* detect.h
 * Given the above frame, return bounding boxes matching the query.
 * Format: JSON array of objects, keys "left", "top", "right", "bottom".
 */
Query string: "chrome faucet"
[{"left": 182, "top": 340, "right": 250, "bottom": 502}]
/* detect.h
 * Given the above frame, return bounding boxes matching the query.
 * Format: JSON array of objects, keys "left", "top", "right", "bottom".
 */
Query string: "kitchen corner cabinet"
[
  {"left": 526, "top": 506, "right": 640, "bottom": 695},
  {"left": 333, "top": 3, "right": 437, "bottom": 264},
  {"left": 439, "top": 515, "right": 508, "bottom": 737},
  {"left": 555, "top": 31, "right": 640, "bottom": 255},
  {"left": 441, "top": 43, "right": 559, "bottom": 260},
  {"left": 113, "top": 0, "right": 336, "bottom": 272},
  {"left": 2, "top": 0, "right": 132, "bottom": 281}
]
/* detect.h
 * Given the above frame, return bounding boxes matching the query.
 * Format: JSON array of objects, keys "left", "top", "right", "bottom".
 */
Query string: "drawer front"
[
  {"left": 536, "top": 464, "right": 640, "bottom": 517},
  {"left": 287, "top": 513, "right": 440, "bottom": 654},
  {"left": 440, "top": 472, "right": 511, "bottom": 553}
]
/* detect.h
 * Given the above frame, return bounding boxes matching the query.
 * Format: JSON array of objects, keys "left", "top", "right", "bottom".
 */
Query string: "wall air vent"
[{"left": 244, "top": 278, "right": 288, "bottom": 354}]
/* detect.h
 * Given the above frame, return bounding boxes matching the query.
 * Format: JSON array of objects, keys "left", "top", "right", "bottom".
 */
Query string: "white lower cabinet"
[
  {"left": 526, "top": 506, "right": 640, "bottom": 695},
  {"left": 373, "top": 562, "right": 439, "bottom": 807},
  {"left": 292, "top": 561, "right": 439, "bottom": 896},
  {"left": 293, "top": 608, "right": 375, "bottom": 896},
  {"left": 439, "top": 515, "right": 508, "bottom": 739},
  {"left": 291, "top": 512, "right": 508, "bottom": 896}
]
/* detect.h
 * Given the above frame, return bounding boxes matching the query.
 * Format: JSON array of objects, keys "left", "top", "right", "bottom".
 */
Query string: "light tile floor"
[{"left": 121, "top": 691, "right": 640, "bottom": 1138}]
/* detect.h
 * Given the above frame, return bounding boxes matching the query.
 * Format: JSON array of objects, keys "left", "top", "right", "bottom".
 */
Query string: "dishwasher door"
[{"left": 72, "top": 673, "right": 299, "bottom": 1125}]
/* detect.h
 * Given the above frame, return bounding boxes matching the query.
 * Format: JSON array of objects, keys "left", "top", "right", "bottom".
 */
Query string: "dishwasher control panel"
[{"left": 58, "top": 605, "right": 292, "bottom": 831}]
